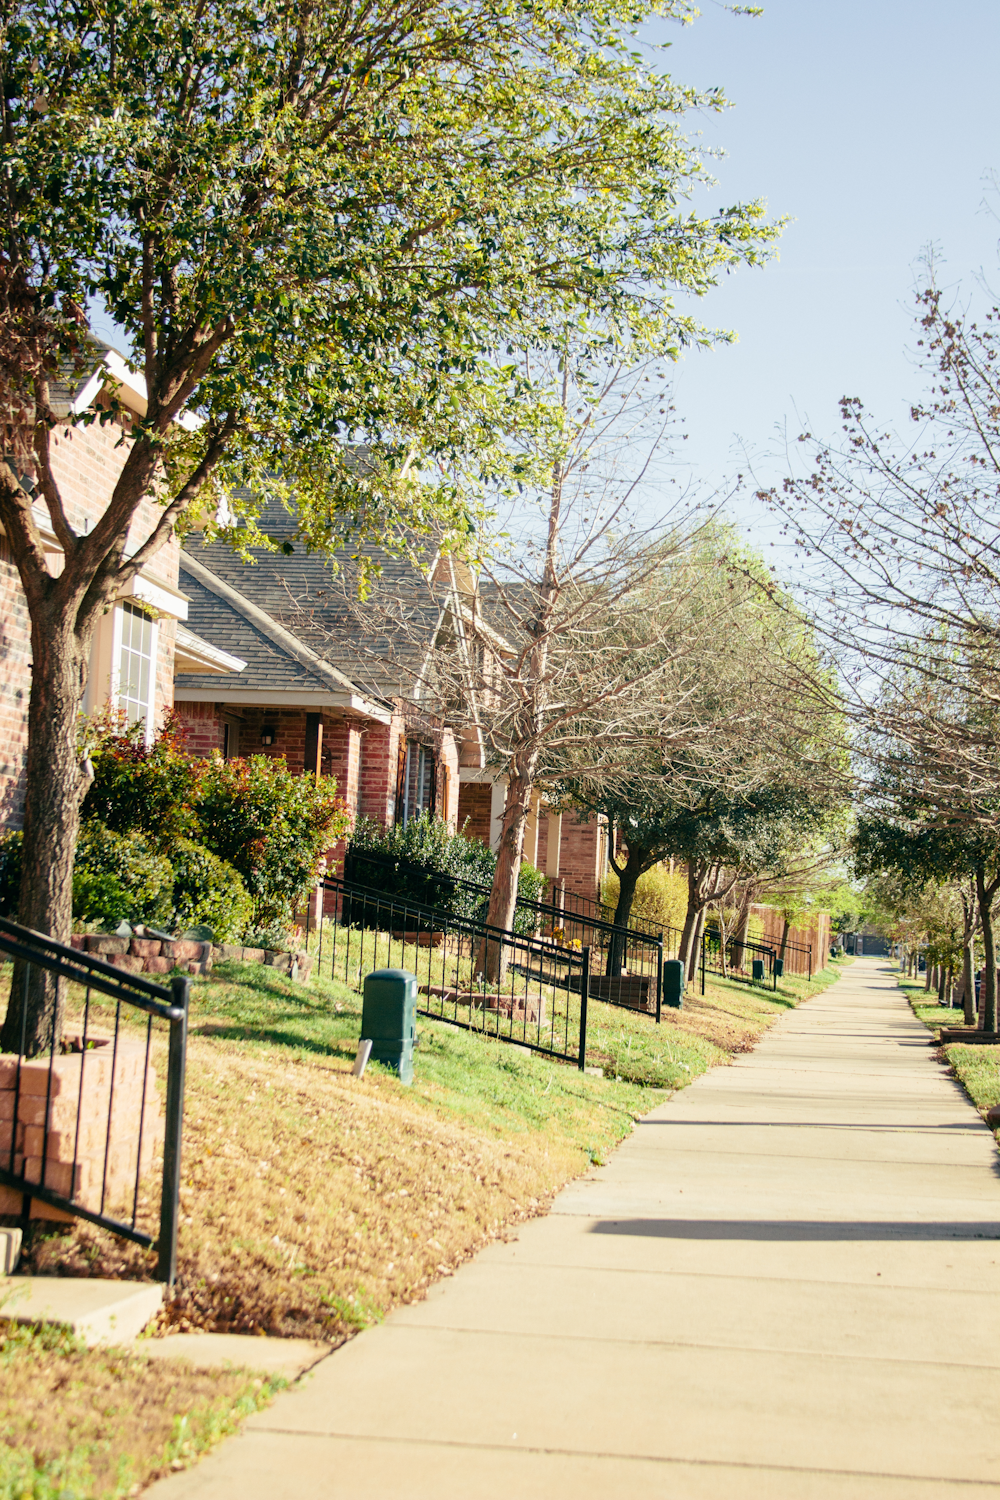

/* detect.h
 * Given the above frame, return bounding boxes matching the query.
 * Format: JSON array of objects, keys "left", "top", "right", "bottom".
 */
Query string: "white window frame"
[
  {"left": 114, "top": 601, "right": 159, "bottom": 744},
  {"left": 84, "top": 600, "right": 159, "bottom": 746}
]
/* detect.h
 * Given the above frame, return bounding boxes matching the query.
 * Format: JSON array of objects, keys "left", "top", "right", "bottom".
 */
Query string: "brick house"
[
  {"left": 0, "top": 344, "right": 609, "bottom": 901},
  {"left": 175, "top": 513, "right": 609, "bottom": 900},
  {"left": 172, "top": 517, "right": 470, "bottom": 862},
  {"left": 0, "top": 342, "right": 236, "bottom": 829}
]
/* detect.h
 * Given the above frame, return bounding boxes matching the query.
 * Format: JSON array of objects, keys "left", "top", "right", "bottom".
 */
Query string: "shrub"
[
  {"left": 348, "top": 812, "right": 547, "bottom": 930},
  {"left": 197, "top": 756, "right": 350, "bottom": 928},
  {"left": 168, "top": 839, "right": 253, "bottom": 943},
  {"left": 73, "top": 822, "right": 175, "bottom": 929},
  {"left": 601, "top": 864, "right": 688, "bottom": 932},
  {"left": 83, "top": 712, "right": 201, "bottom": 846}
]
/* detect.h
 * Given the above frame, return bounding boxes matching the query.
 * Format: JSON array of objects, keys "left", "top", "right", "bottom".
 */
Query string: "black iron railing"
[
  {"left": 0, "top": 916, "right": 188, "bottom": 1284},
  {"left": 320, "top": 876, "right": 597, "bottom": 1067},
  {"left": 700, "top": 928, "right": 778, "bottom": 994},
  {"left": 341, "top": 849, "right": 666, "bottom": 991}
]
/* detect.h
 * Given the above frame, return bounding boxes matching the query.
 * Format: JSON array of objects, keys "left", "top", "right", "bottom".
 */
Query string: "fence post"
[
  {"left": 577, "top": 945, "right": 590, "bottom": 1072},
  {"left": 701, "top": 928, "right": 706, "bottom": 996},
  {"left": 808, "top": 944, "right": 813, "bottom": 980},
  {"left": 156, "top": 974, "right": 190, "bottom": 1287},
  {"left": 655, "top": 940, "right": 663, "bottom": 1024}
]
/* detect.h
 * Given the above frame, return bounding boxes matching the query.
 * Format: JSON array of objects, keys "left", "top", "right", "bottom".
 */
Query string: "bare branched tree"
[{"left": 285, "top": 353, "right": 752, "bottom": 970}]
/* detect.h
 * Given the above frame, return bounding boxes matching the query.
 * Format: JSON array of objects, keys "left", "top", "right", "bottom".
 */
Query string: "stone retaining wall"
[{"left": 69, "top": 933, "right": 314, "bottom": 981}]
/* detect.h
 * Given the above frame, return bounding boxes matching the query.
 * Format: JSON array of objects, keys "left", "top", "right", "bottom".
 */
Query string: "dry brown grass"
[
  {"left": 0, "top": 1317, "right": 279, "bottom": 1497},
  {"left": 26, "top": 1033, "right": 591, "bottom": 1341}
]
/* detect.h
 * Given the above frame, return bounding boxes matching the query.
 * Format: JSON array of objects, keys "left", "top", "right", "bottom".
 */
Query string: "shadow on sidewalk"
[{"left": 591, "top": 1218, "right": 1000, "bottom": 1240}]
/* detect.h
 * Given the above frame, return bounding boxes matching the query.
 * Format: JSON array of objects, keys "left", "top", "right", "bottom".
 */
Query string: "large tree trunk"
[
  {"left": 778, "top": 919, "right": 791, "bottom": 962},
  {"left": 1, "top": 614, "right": 92, "bottom": 1056},
  {"left": 962, "top": 893, "right": 977, "bottom": 1028},
  {"left": 731, "top": 886, "right": 755, "bottom": 972},
  {"left": 975, "top": 865, "right": 997, "bottom": 1033},
  {"left": 677, "top": 863, "right": 704, "bottom": 979},
  {"left": 607, "top": 842, "right": 651, "bottom": 978},
  {"left": 689, "top": 905, "right": 707, "bottom": 983},
  {"left": 481, "top": 761, "right": 535, "bottom": 982}
]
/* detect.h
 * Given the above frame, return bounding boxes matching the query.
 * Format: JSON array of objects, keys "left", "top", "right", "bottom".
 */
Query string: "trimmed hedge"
[
  {"left": 348, "top": 812, "right": 547, "bottom": 933},
  {"left": 196, "top": 756, "right": 349, "bottom": 929},
  {"left": 74, "top": 823, "right": 175, "bottom": 929}
]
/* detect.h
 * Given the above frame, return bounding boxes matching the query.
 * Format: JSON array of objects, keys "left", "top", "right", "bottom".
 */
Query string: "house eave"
[{"left": 172, "top": 686, "right": 392, "bottom": 722}]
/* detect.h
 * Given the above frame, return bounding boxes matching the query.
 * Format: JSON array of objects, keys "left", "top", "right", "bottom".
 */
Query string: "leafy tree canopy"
[{"left": 1, "top": 0, "right": 781, "bottom": 560}]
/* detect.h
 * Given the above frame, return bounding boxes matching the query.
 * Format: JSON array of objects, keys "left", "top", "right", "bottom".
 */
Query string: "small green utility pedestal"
[
  {"left": 773, "top": 957, "right": 784, "bottom": 979},
  {"left": 663, "top": 958, "right": 684, "bottom": 1009},
  {"left": 361, "top": 968, "right": 417, "bottom": 1085},
  {"left": 752, "top": 958, "right": 765, "bottom": 983}
]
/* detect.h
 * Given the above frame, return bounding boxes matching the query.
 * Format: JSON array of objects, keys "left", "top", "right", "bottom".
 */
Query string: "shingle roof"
[
  {"left": 173, "top": 562, "right": 332, "bottom": 696},
  {"left": 178, "top": 529, "right": 444, "bottom": 702}
]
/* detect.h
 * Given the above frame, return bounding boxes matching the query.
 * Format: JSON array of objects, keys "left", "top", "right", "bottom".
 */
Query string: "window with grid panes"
[{"left": 118, "top": 601, "right": 156, "bottom": 729}]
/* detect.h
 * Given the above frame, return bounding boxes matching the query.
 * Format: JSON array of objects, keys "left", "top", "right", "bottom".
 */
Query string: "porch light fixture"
[{"left": 260, "top": 726, "right": 276, "bottom": 746}]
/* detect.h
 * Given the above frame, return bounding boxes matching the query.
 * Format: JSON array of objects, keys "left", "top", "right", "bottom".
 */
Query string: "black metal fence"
[
  {"left": 0, "top": 916, "right": 188, "bottom": 1284},
  {"left": 320, "top": 876, "right": 598, "bottom": 1067},
  {"left": 700, "top": 928, "right": 779, "bottom": 993},
  {"left": 341, "top": 850, "right": 666, "bottom": 1003}
]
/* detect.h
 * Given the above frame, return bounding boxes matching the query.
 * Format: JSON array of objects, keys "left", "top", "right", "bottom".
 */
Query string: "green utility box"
[
  {"left": 662, "top": 958, "right": 684, "bottom": 1009},
  {"left": 751, "top": 958, "right": 765, "bottom": 983},
  {"left": 773, "top": 957, "right": 784, "bottom": 979},
  {"left": 361, "top": 968, "right": 417, "bottom": 1085}
]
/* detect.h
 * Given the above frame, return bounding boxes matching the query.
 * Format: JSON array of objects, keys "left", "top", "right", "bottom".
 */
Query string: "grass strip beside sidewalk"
[
  {"left": 2, "top": 955, "right": 845, "bottom": 1498},
  {"left": 898, "top": 973, "right": 1000, "bottom": 1124},
  {"left": 0, "top": 1310, "right": 281, "bottom": 1499}
]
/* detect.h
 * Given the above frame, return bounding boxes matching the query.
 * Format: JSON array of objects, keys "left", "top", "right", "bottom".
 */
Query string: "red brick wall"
[
  {"left": 457, "top": 782, "right": 492, "bottom": 844},
  {"left": 0, "top": 537, "right": 31, "bottom": 827},
  {"left": 358, "top": 715, "right": 405, "bottom": 828},
  {"left": 0, "top": 407, "right": 182, "bottom": 830},
  {"left": 556, "top": 808, "right": 605, "bottom": 903},
  {"left": 175, "top": 700, "right": 224, "bottom": 757}
]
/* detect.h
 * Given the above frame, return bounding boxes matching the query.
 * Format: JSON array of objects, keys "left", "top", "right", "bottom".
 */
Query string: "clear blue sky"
[{"left": 645, "top": 0, "right": 1000, "bottom": 531}]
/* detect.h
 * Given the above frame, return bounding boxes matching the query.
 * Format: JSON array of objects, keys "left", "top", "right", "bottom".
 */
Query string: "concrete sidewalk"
[{"left": 149, "top": 960, "right": 1000, "bottom": 1498}]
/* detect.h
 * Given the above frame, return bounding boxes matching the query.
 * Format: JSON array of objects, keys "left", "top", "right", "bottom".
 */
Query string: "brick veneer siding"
[
  {"left": 457, "top": 782, "right": 492, "bottom": 843},
  {"left": 0, "top": 411, "right": 181, "bottom": 831},
  {"left": 0, "top": 537, "right": 31, "bottom": 826},
  {"left": 555, "top": 808, "right": 606, "bottom": 904},
  {"left": 174, "top": 700, "right": 225, "bottom": 757},
  {"left": 358, "top": 716, "right": 405, "bottom": 828}
]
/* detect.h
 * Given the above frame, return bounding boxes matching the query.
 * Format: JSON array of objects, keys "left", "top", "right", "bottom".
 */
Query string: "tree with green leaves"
[
  {"left": 563, "top": 555, "right": 848, "bottom": 979},
  {"left": 0, "top": 0, "right": 779, "bottom": 1050}
]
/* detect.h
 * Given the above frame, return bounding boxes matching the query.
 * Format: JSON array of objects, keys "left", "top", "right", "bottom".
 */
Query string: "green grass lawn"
[
  {"left": 897, "top": 972, "right": 1000, "bottom": 1126},
  {"left": 20, "top": 949, "right": 847, "bottom": 1343}
]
